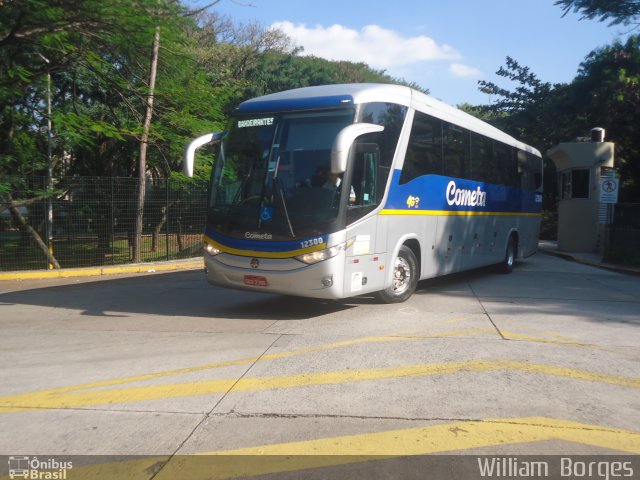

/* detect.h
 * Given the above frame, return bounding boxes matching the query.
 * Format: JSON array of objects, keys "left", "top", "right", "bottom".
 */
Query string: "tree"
[
  {"left": 1, "top": 0, "right": 430, "bottom": 269},
  {"left": 555, "top": 0, "right": 640, "bottom": 27},
  {"left": 477, "top": 56, "right": 567, "bottom": 149},
  {"left": 571, "top": 35, "right": 640, "bottom": 199},
  {"left": 476, "top": 36, "right": 640, "bottom": 203},
  {"left": 1, "top": 0, "right": 218, "bottom": 265},
  {"left": 1, "top": 0, "right": 165, "bottom": 265}
]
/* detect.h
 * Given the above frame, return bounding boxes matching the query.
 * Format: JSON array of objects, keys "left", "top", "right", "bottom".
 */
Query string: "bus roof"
[{"left": 237, "top": 84, "right": 541, "bottom": 157}]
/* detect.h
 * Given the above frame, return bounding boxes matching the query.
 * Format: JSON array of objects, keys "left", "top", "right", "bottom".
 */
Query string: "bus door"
[{"left": 344, "top": 142, "right": 387, "bottom": 296}]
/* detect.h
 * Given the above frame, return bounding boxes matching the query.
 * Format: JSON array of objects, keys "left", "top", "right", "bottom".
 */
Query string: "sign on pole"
[{"left": 599, "top": 170, "right": 619, "bottom": 204}]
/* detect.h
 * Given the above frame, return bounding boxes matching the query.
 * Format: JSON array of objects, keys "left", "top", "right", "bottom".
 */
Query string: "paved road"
[{"left": 0, "top": 253, "right": 639, "bottom": 478}]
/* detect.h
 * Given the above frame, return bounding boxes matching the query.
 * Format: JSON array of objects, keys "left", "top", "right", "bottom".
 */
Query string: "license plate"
[{"left": 244, "top": 275, "right": 268, "bottom": 287}]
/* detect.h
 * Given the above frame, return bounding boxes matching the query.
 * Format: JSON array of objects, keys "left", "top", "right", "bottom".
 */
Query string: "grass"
[{"left": 0, "top": 232, "right": 202, "bottom": 271}]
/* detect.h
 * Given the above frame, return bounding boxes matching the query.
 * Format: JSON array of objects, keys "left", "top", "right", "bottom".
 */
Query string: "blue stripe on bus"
[
  {"left": 236, "top": 95, "right": 354, "bottom": 114},
  {"left": 384, "top": 171, "right": 542, "bottom": 214},
  {"left": 204, "top": 228, "right": 328, "bottom": 254}
]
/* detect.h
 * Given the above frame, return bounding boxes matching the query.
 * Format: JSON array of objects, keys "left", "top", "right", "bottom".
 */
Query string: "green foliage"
[
  {"left": 555, "top": 0, "right": 640, "bottom": 26},
  {"left": 1, "top": 0, "right": 181, "bottom": 183},
  {"left": 1, "top": 1, "right": 422, "bottom": 189},
  {"left": 242, "top": 51, "right": 425, "bottom": 102},
  {"left": 475, "top": 35, "right": 640, "bottom": 203},
  {"left": 573, "top": 36, "right": 640, "bottom": 200}
]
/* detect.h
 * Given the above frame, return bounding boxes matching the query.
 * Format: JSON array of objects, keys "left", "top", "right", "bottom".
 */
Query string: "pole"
[
  {"left": 46, "top": 70, "right": 53, "bottom": 268},
  {"left": 39, "top": 54, "right": 54, "bottom": 269},
  {"left": 133, "top": 25, "right": 161, "bottom": 263}
]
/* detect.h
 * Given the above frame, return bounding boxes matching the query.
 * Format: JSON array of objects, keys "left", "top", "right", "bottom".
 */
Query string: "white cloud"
[
  {"left": 271, "top": 21, "right": 460, "bottom": 70},
  {"left": 449, "top": 63, "right": 482, "bottom": 78}
]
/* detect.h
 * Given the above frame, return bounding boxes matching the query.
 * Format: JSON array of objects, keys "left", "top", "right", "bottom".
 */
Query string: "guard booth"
[{"left": 547, "top": 128, "right": 617, "bottom": 255}]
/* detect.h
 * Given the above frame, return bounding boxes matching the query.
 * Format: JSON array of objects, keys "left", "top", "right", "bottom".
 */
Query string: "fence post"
[
  {"left": 110, "top": 177, "right": 115, "bottom": 264},
  {"left": 166, "top": 178, "right": 170, "bottom": 261}
]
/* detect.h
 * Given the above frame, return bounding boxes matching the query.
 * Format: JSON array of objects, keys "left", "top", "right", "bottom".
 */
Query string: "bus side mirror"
[
  {"left": 331, "top": 123, "right": 384, "bottom": 174},
  {"left": 184, "top": 132, "right": 225, "bottom": 177}
]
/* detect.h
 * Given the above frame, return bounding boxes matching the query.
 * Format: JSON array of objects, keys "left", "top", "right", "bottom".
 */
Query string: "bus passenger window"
[
  {"left": 518, "top": 150, "right": 544, "bottom": 191},
  {"left": 443, "top": 123, "right": 470, "bottom": 179},
  {"left": 400, "top": 111, "right": 443, "bottom": 184}
]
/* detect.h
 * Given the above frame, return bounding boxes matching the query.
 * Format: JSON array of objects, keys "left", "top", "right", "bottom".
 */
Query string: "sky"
[{"left": 206, "top": 0, "right": 631, "bottom": 106}]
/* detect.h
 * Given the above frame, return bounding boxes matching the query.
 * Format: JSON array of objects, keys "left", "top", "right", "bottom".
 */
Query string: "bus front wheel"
[{"left": 376, "top": 245, "right": 418, "bottom": 303}]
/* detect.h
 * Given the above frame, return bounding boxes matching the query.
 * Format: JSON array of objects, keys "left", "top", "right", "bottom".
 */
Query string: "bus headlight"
[
  {"left": 295, "top": 239, "right": 354, "bottom": 265},
  {"left": 204, "top": 242, "right": 222, "bottom": 256}
]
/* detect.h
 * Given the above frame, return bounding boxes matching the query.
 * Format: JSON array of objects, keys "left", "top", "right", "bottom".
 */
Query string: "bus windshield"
[{"left": 209, "top": 109, "right": 355, "bottom": 239}]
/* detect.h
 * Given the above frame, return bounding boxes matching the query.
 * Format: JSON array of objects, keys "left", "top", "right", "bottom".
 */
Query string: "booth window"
[{"left": 560, "top": 168, "right": 590, "bottom": 199}]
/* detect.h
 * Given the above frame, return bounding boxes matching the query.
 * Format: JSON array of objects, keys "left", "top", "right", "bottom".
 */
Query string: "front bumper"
[{"left": 204, "top": 252, "right": 347, "bottom": 299}]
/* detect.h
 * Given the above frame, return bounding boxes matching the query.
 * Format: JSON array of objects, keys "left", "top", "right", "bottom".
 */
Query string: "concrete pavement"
[{"left": 0, "top": 252, "right": 638, "bottom": 479}]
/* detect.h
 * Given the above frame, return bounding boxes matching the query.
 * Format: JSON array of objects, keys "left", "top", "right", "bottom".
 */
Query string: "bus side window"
[
  {"left": 517, "top": 150, "right": 543, "bottom": 191},
  {"left": 349, "top": 144, "right": 379, "bottom": 206},
  {"left": 400, "top": 111, "right": 443, "bottom": 184},
  {"left": 346, "top": 142, "right": 383, "bottom": 224},
  {"left": 443, "top": 122, "right": 470, "bottom": 179},
  {"left": 470, "top": 132, "right": 493, "bottom": 183}
]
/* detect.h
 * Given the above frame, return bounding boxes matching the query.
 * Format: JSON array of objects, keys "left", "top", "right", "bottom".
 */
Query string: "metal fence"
[
  {"left": 0, "top": 177, "right": 209, "bottom": 271},
  {"left": 3, "top": 177, "right": 638, "bottom": 272},
  {"left": 605, "top": 203, "right": 640, "bottom": 267}
]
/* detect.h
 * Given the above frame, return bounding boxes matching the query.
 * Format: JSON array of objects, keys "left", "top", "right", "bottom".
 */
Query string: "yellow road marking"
[
  {"left": 0, "top": 260, "right": 203, "bottom": 281},
  {"left": 0, "top": 321, "right": 634, "bottom": 414},
  {"left": 1, "top": 360, "right": 638, "bottom": 413},
  {"left": 500, "top": 330, "right": 595, "bottom": 346},
  {"left": 498, "top": 320, "right": 639, "bottom": 359},
  {"left": 391, "top": 318, "right": 597, "bottom": 349},
  {"left": 0, "top": 317, "right": 604, "bottom": 412},
  {"left": 197, "top": 416, "right": 640, "bottom": 456},
  {"left": 499, "top": 319, "right": 598, "bottom": 346},
  {"left": 2, "top": 417, "right": 636, "bottom": 480},
  {"left": 0, "top": 328, "right": 494, "bottom": 405}
]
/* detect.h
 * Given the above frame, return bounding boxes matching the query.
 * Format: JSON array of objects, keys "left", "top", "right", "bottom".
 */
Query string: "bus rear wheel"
[
  {"left": 497, "top": 236, "right": 517, "bottom": 274},
  {"left": 376, "top": 245, "right": 418, "bottom": 303}
]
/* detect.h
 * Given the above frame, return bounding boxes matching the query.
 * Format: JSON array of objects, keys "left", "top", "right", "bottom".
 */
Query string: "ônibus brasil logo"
[{"left": 8, "top": 456, "right": 73, "bottom": 479}]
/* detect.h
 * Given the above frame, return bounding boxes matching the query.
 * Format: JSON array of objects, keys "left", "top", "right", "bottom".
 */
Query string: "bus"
[{"left": 183, "top": 84, "right": 542, "bottom": 303}]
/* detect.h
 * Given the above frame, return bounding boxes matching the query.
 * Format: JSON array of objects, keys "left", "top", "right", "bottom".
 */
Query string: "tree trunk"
[
  {"left": 8, "top": 194, "right": 61, "bottom": 269},
  {"left": 176, "top": 218, "right": 183, "bottom": 251},
  {"left": 151, "top": 205, "right": 167, "bottom": 252},
  {"left": 133, "top": 25, "right": 161, "bottom": 263}
]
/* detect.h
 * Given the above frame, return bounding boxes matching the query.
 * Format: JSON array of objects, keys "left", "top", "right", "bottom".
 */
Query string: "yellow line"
[
  {"left": 500, "top": 330, "right": 596, "bottom": 347},
  {"left": 197, "top": 416, "right": 640, "bottom": 457},
  {"left": 204, "top": 234, "right": 326, "bottom": 259},
  {"left": 2, "top": 417, "right": 636, "bottom": 480},
  {"left": 499, "top": 319, "right": 597, "bottom": 345},
  {"left": 0, "top": 329, "right": 490, "bottom": 399},
  {"left": 1, "top": 360, "right": 638, "bottom": 413},
  {"left": 0, "top": 328, "right": 497, "bottom": 413},
  {"left": 379, "top": 209, "right": 541, "bottom": 217},
  {"left": 0, "top": 260, "right": 203, "bottom": 281},
  {"left": 1, "top": 417, "right": 636, "bottom": 480}
]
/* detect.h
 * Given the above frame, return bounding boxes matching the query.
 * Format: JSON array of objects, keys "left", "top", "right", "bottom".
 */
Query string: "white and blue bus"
[{"left": 184, "top": 84, "right": 542, "bottom": 303}]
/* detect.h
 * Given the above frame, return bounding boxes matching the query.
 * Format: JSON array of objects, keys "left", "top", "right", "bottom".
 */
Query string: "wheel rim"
[
  {"left": 392, "top": 256, "right": 412, "bottom": 295},
  {"left": 507, "top": 242, "right": 515, "bottom": 267}
]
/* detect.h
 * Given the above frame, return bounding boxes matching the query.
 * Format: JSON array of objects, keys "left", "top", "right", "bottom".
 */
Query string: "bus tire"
[
  {"left": 376, "top": 245, "right": 418, "bottom": 303},
  {"left": 498, "top": 236, "right": 517, "bottom": 274}
]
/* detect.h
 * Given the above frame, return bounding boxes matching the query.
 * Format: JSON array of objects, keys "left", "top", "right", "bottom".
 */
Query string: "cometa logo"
[
  {"left": 446, "top": 180, "right": 487, "bottom": 207},
  {"left": 245, "top": 232, "right": 273, "bottom": 240}
]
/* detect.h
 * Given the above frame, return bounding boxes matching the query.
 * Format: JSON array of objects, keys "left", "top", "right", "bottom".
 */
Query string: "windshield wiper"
[
  {"left": 231, "top": 161, "right": 257, "bottom": 207},
  {"left": 271, "top": 155, "right": 295, "bottom": 238},
  {"left": 273, "top": 176, "right": 295, "bottom": 238}
]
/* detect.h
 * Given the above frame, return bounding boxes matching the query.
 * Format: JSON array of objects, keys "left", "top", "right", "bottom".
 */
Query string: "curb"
[
  {"left": 538, "top": 248, "right": 640, "bottom": 276},
  {"left": 0, "top": 258, "right": 204, "bottom": 281}
]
